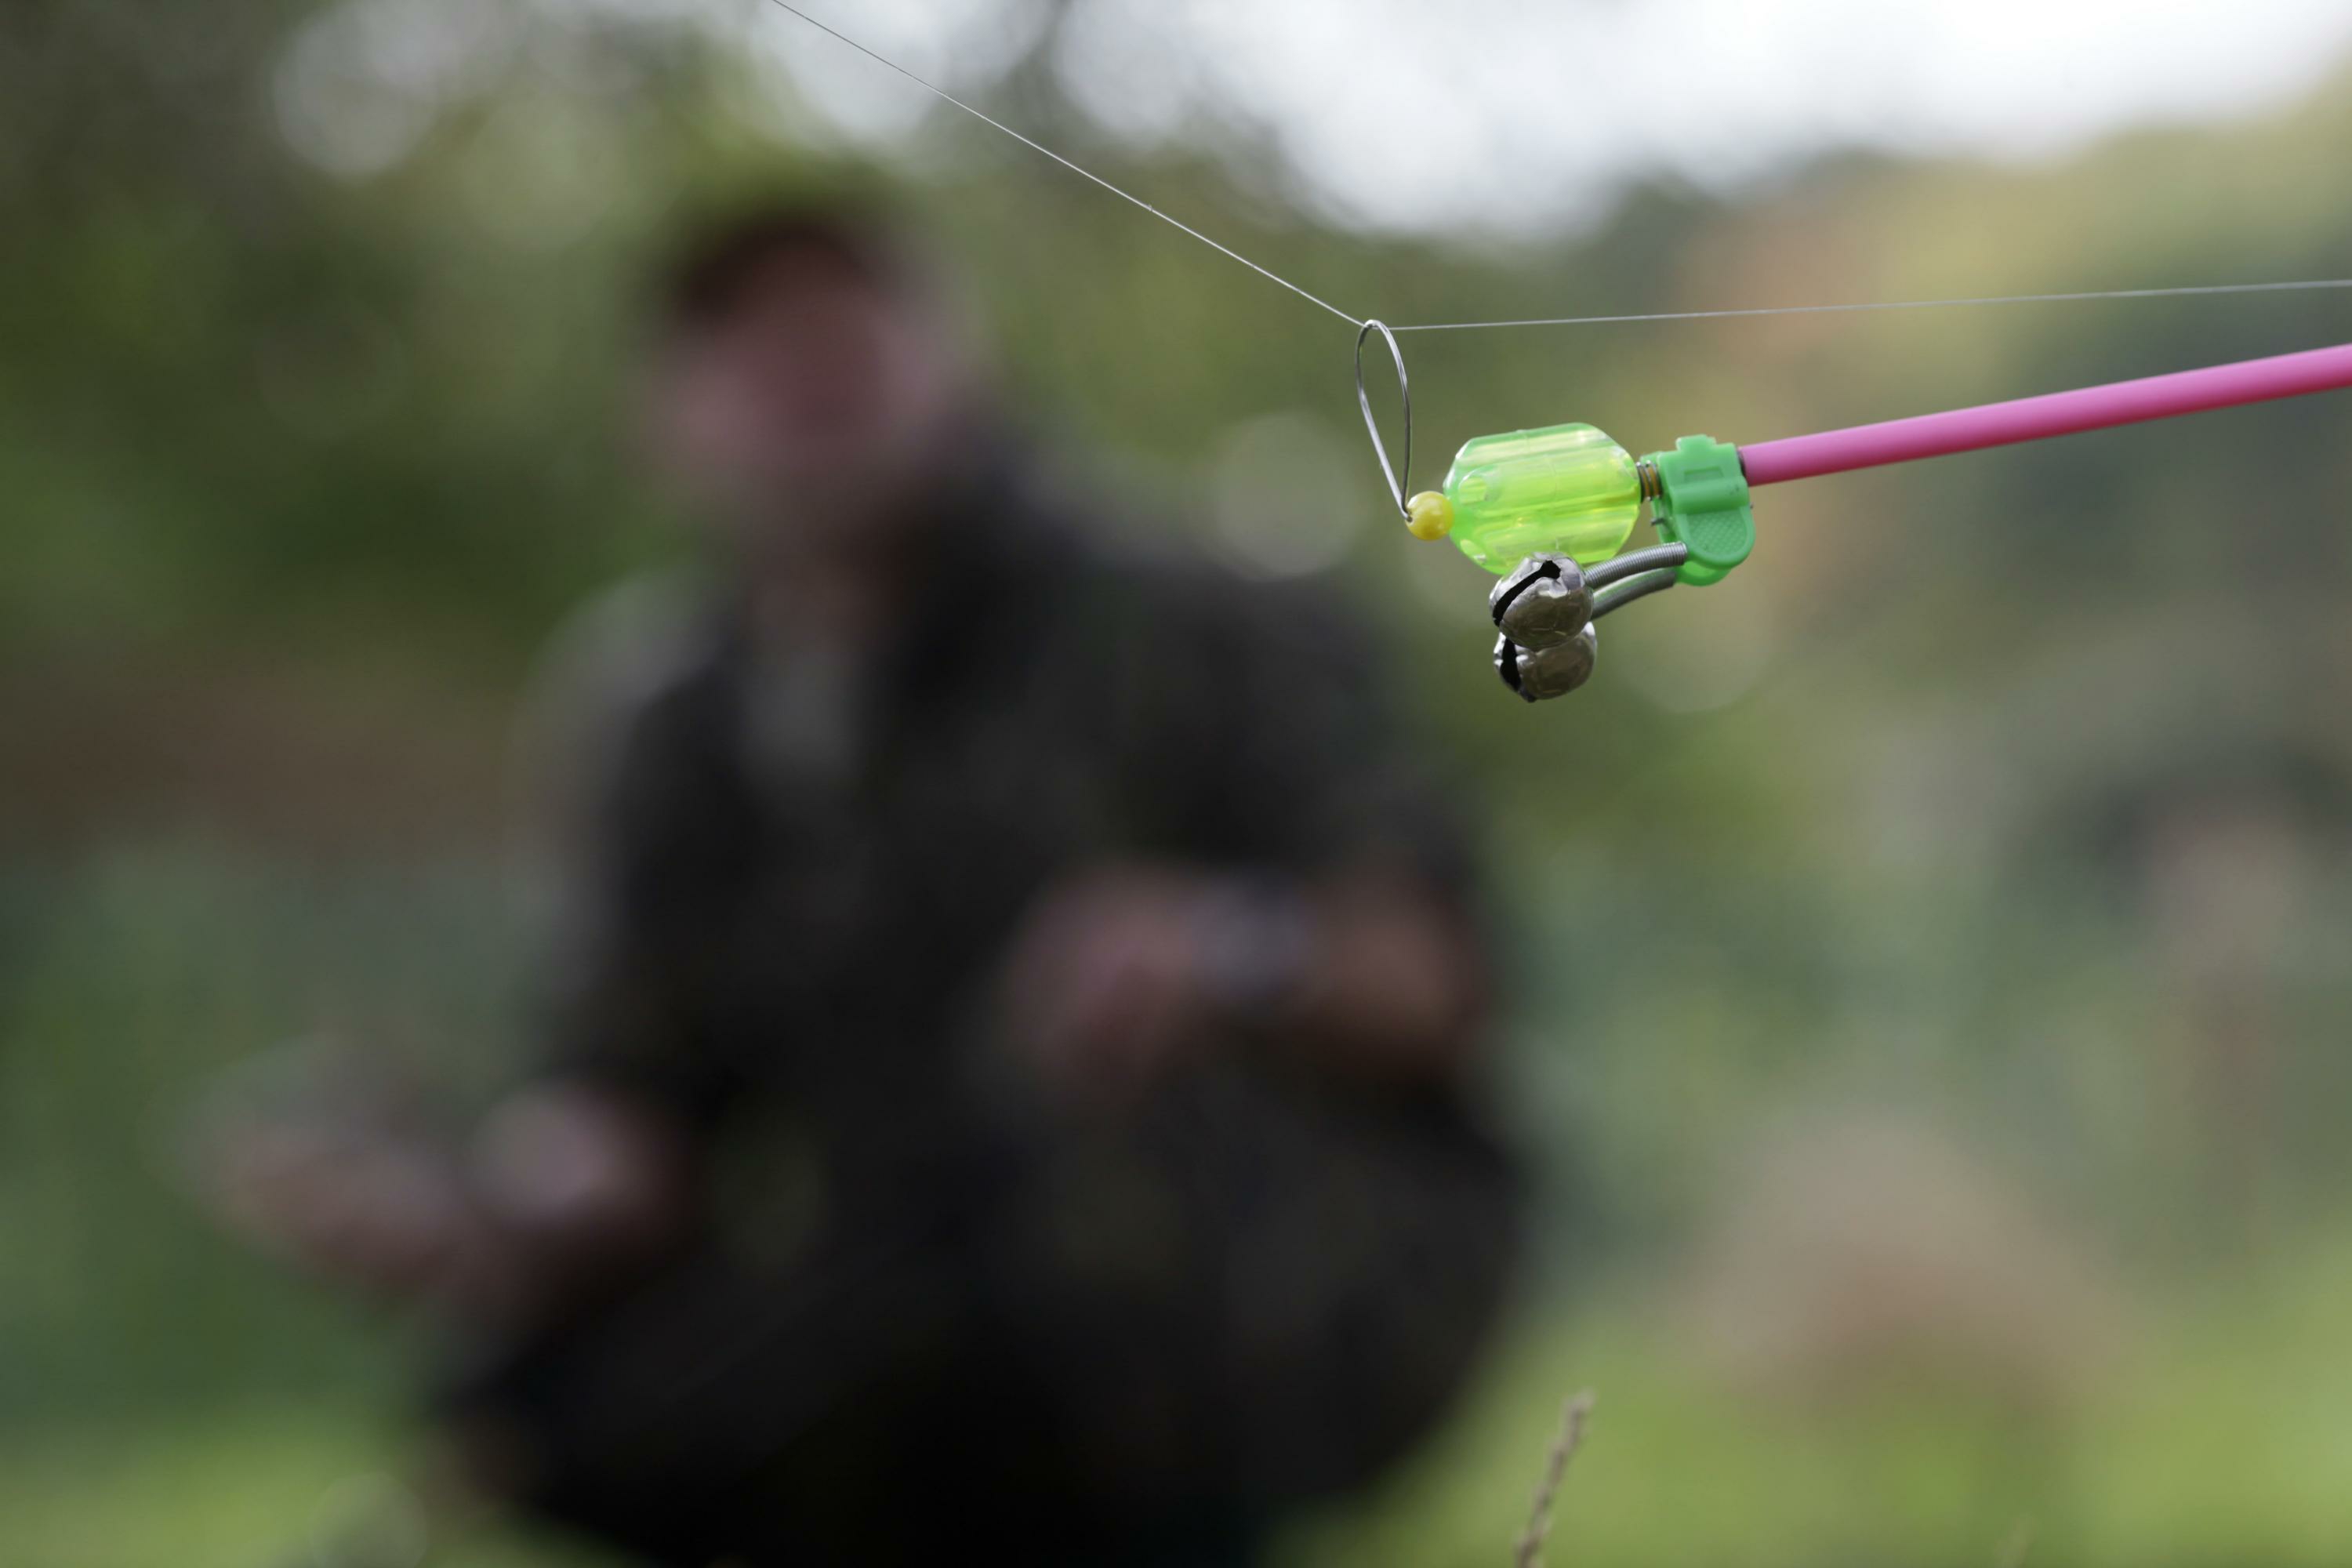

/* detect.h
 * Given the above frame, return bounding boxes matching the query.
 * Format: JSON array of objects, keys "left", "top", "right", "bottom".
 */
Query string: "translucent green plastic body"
[{"left": 1443, "top": 423, "right": 1643, "bottom": 573}]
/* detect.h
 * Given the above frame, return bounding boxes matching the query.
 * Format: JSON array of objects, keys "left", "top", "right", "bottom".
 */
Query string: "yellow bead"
[{"left": 1404, "top": 491, "right": 1454, "bottom": 541}]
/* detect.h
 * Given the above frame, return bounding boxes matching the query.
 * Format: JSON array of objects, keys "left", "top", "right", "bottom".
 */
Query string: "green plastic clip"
[{"left": 1642, "top": 434, "right": 1754, "bottom": 586}]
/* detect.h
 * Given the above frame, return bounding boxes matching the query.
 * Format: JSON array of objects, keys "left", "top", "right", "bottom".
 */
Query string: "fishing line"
[
  {"left": 759, "top": 0, "right": 1363, "bottom": 328},
  {"left": 760, "top": 2, "right": 2352, "bottom": 343},
  {"left": 1390, "top": 278, "right": 2352, "bottom": 332},
  {"left": 764, "top": 0, "right": 2352, "bottom": 713}
]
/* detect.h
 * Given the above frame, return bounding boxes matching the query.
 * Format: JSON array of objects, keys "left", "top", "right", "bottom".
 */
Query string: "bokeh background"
[{"left": 9, "top": 2, "right": 2352, "bottom": 1563}]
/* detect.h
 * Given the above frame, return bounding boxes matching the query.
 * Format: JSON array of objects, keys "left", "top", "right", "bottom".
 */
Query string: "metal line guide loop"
[{"left": 1354, "top": 318, "right": 1412, "bottom": 518}]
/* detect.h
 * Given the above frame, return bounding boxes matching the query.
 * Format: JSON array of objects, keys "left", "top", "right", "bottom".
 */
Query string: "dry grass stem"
[{"left": 1512, "top": 1389, "right": 1594, "bottom": 1568}]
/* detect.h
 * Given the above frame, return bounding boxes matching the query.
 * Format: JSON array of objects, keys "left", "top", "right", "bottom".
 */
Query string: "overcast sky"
[
  {"left": 285, "top": 0, "right": 2352, "bottom": 238},
  {"left": 743, "top": 0, "right": 2352, "bottom": 235}
]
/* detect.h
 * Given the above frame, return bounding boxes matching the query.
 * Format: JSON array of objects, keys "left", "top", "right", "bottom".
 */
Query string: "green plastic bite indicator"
[
  {"left": 1413, "top": 423, "right": 1644, "bottom": 572},
  {"left": 1406, "top": 426, "right": 1754, "bottom": 589}
]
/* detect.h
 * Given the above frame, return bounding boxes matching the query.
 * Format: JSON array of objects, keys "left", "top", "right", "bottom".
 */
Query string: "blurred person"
[{"left": 204, "top": 194, "right": 1519, "bottom": 1566}]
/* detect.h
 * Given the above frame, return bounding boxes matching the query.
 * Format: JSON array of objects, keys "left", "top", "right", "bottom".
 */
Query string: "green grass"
[
  {"left": 0, "top": 1406, "right": 615, "bottom": 1567},
  {"left": 9, "top": 846, "right": 2352, "bottom": 1566},
  {"left": 9, "top": 1258, "right": 2352, "bottom": 1568},
  {"left": 1285, "top": 1253, "right": 2352, "bottom": 1568}
]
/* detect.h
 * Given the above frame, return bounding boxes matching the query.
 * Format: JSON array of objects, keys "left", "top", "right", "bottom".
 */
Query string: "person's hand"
[
  {"left": 201, "top": 1116, "right": 494, "bottom": 1308},
  {"left": 997, "top": 864, "right": 1486, "bottom": 1099},
  {"left": 995, "top": 868, "right": 1228, "bottom": 1104},
  {"left": 198, "top": 1082, "right": 686, "bottom": 1321}
]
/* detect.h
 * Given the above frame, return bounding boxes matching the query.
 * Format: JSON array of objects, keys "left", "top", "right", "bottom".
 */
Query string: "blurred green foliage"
[{"left": 7, "top": 2, "right": 2352, "bottom": 1564}]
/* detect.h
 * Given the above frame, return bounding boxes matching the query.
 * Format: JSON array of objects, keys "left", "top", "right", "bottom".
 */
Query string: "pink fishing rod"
[
  {"left": 1392, "top": 336, "right": 2352, "bottom": 701},
  {"left": 1739, "top": 340, "right": 2352, "bottom": 485}
]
